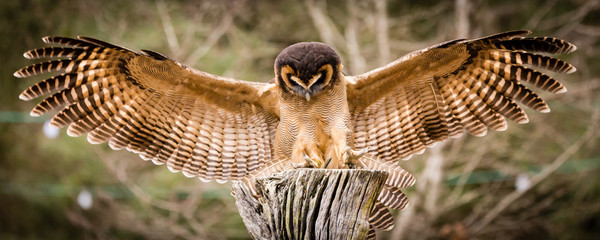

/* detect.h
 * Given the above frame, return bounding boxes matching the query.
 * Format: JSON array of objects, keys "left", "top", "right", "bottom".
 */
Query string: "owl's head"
[{"left": 275, "top": 42, "right": 342, "bottom": 101}]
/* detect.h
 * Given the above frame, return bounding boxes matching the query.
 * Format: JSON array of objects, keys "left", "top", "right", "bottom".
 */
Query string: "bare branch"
[
  {"left": 184, "top": 12, "right": 233, "bottom": 65},
  {"left": 156, "top": 0, "right": 180, "bottom": 55},
  {"left": 304, "top": 0, "right": 346, "bottom": 48},
  {"left": 94, "top": 147, "right": 183, "bottom": 213},
  {"left": 391, "top": 194, "right": 419, "bottom": 239},
  {"left": 422, "top": 142, "right": 447, "bottom": 215},
  {"left": 524, "top": 0, "right": 558, "bottom": 30},
  {"left": 345, "top": 0, "right": 366, "bottom": 74},
  {"left": 454, "top": 0, "right": 471, "bottom": 38},
  {"left": 374, "top": 0, "right": 390, "bottom": 65},
  {"left": 575, "top": 24, "right": 600, "bottom": 36},
  {"left": 445, "top": 143, "right": 489, "bottom": 207},
  {"left": 555, "top": 0, "right": 600, "bottom": 37},
  {"left": 470, "top": 107, "right": 600, "bottom": 233}
]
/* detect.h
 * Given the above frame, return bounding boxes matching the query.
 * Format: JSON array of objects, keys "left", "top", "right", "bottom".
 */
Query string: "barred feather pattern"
[
  {"left": 367, "top": 225, "right": 376, "bottom": 240},
  {"left": 15, "top": 36, "right": 280, "bottom": 183},
  {"left": 350, "top": 153, "right": 413, "bottom": 233},
  {"left": 369, "top": 201, "right": 394, "bottom": 231},
  {"left": 352, "top": 153, "right": 416, "bottom": 189},
  {"left": 349, "top": 30, "right": 576, "bottom": 162},
  {"left": 352, "top": 153, "right": 413, "bottom": 215},
  {"left": 378, "top": 185, "right": 409, "bottom": 210}
]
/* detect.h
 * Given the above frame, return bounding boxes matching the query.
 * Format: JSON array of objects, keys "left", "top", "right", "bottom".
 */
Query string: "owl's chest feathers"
[
  {"left": 282, "top": 84, "right": 348, "bottom": 129},
  {"left": 276, "top": 84, "right": 350, "bottom": 165}
]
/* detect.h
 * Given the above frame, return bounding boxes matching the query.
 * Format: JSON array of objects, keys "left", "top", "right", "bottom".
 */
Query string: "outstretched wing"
[
  {"left": 15, "top": 36, "right": 281, "bottom": 182},
  {"left": 346, "top": 30, "right": 576, "bottom": 161}
]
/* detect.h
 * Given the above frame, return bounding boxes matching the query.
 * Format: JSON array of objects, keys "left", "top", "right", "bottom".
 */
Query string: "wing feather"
[
  {"left": 367, "top": 225, "right": 376, "bottom": 240},
  {"left": 16, "top": 36, "right": 280, "bottom": 182},
  {"left": 378, "top": 186, "right": 409, "bottom": 210},
  {"left": 369, "top": 201, "right": 394, "bottom": 231},
  {"left": 351, "top": 153, "right": 416, "bottom": 189},
  {"left": 347, "top": 30, "right": 575, "bottom": 161}
]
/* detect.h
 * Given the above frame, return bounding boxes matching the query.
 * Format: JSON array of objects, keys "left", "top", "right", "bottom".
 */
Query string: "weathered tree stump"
[{"left": 232, "top": 169, "right": 388, "bottom": 240}]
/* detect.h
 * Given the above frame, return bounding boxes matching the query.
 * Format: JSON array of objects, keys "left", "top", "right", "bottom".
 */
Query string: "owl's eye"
[
  {"left": 279, "top": 65, "right": 301, "bottom": 90},
  {"left": 286, "top": 73, "right": 298, "bottom": 86},
  {"left": 315, "top": 64, "right": 334, "bottom": 87},
  {"left": 316, "top": 71, "right": 326, "bottom": 83}
]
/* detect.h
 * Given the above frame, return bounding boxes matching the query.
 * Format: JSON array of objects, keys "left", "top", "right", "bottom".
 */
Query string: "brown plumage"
[{"left": 15, "top": 30, "right": 576, "bottom": 233}]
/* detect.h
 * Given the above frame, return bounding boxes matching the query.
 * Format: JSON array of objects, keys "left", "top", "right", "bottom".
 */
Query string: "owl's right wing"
[
  {"left": 15, "top": 36, "right": 281, "bottom": 182},
  {"left": 345, "top": 30, "right": 576, "bottom": 162}
]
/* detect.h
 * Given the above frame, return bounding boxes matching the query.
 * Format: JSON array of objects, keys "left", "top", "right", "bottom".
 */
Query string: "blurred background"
[{"left": 1, "top": 0, "right": 599, "bottom": 239}]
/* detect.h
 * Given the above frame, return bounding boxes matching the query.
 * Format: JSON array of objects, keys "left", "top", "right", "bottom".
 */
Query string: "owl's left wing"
[
  {"left": 15, "top": 36, "right": 281, "bottom": 182},
  {"left": 346, "top": 30, "right": 576, "bottom": 161}
]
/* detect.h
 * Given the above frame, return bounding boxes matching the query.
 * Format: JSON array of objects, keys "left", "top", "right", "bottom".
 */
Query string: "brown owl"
[{"left": 14, "top": 30, "right": 576, "bottom": 233}]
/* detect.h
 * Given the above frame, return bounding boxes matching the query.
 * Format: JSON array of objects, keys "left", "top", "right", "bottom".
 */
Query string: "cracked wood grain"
[{"left": 232, "top": 169, "right": 388, "bottom": 240}]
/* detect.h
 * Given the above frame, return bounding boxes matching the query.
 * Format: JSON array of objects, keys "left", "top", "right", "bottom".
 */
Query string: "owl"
[{"left": 15, "top": 30, "right": 575, "bottom": 234}]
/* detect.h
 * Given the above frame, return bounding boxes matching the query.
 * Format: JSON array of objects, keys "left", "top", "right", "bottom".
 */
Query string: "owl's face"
[{"left": 275, "top": 42, "right": 342, "bottom": 101}]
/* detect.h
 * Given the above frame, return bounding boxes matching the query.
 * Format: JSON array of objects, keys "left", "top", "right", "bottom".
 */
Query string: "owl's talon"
[
  {"left": 343, "top": 146, "right": 370, "bottom": 167},
  {"left": 323, "top": 158, "right": 332, "bottom": 168},
  {"left": 299, "top": 153, "right": 322, "bottom": 168},
  {"left": 353, "top": 146, "right": 370, "bottom": 158},
  {"left": 292, "top": 162, "right": 309, "bottom": 168},
  {"left": 291, "top": 154, "right": 311, "bottom": 168}
]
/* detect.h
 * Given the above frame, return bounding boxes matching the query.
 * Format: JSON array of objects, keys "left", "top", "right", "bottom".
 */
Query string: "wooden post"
[{"left": 232, "top": 169, "right": 388, "bottom": 240}]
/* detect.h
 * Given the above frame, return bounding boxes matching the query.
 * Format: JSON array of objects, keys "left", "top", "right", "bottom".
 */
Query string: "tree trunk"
[{"left": 232, "top": 169, "right": 388, "bottom": 240}]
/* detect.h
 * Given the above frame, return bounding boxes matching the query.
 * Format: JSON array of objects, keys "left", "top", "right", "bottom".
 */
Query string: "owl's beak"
[
  {"left": 303, "top": 73, "right": 321, "bottom": 101},
  {"left": 306, "top": 73, "right": 321, "bottom": 89},
  {"left": 290, "top": 75, "right": 314, "bottom": 101}
]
